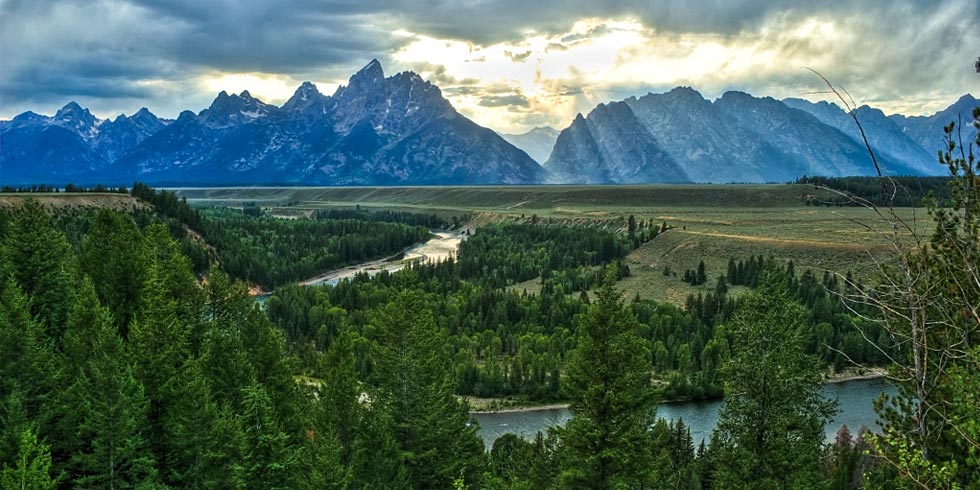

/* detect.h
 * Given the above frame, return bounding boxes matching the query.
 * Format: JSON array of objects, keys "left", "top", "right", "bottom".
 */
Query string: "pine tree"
[
  {"left": 240, "top": 384, "right": 297, "bottom": 490},
  {"left": 198, "top": 268, "right": 258, "bottom": 405},
  {"left": 130, "top": 225, "right": 197, "bottom": 471},
  {"left": 371, "top": 292, "right": 485, "bottom": 489},
  {"left": 295, "top": 429, "right": 345, "bottom": 490},
  {"left": 347, "top": 407, "right": 410, "bottom": 490},
  {"left": 80, "top": 209, "right": 148, "bottom": 337},
  {"left": 57, "top": 280, "right": 158, "bottom": 489},
  {"left": 560, "top": 274, "right": 657, "bottom": 489},
  {"left": 161, "top": 360, "right": 246, "bottom": 489},
  {"left": 0, "top": 278, "right": 54, "bottom": 467},
  {"left": 0, "top": 428, "right": 56, "bottom": 490},
  {"left": 489, "top": 433, "right": 535, "bottom": 486},
  {"left": 696, "top": 260, "right": 707, "bottom": 286},
  {"left": 297, "top": 330, "right": 395, "bottom": 489},
  {"left": 1, "top": 199, "right": 77, "bottom": 340},
  {"left": 827, "top": 425, "right": 859, "bottom": 490},
  {"left": 715, "top": 274, "right": 728, "bottom": 295},
  {"left": 311, "top": 331, "right": 361, "bottom": 468},
  {"left": 710, "top": 279, "right": 837, "bottom": 488}
]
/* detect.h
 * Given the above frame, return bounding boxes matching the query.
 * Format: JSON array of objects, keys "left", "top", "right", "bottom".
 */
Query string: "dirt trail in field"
[{"left": 677, "top": 230, "right": 890, "bottom": 251}]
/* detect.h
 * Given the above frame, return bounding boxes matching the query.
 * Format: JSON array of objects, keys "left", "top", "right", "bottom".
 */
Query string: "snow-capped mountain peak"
[
  {"left": 198, "top": 90, "right": 276, "bottom": 128},
  {"left": 283, "top": 81, "right": 329, "bottom": 114},
  {"left": 53, "top": 101, "right": 100, "bottom": 138}
]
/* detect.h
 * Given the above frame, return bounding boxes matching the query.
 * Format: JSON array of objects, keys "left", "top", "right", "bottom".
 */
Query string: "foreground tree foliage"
[
  {"left": 57, "top": 280, "right": 159, "bottom": 488},
  {"left": 559, "top": 275, "right": 657, "bottom": 489},
  {"left": 0, "top": 428, "right": 56, "bottom": 490},
  {"left": 372, "top": 293, "right": 485, "bottom": 489},
  {"left": 858, "top": 106, "right": 980, "bottom": 487},
  {"left": 710, "top": 277, "right": 838, "bottom": 489},
  {"left": 0, "top": 204, "right": 485, "bottom": 489}
]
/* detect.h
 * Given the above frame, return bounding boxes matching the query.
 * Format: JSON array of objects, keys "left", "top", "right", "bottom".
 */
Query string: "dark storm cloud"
[
  {"left": 0, "top": 0, "right": 397, "bottom": 117},
  {"left": 364, "top": 0, "right": 949, "bottom": 45},
  {"left": 130, "top": 1, "right": 400, "bottom": 73},
  {"left": 0, "top": 0, "right": 976, "bottom": 123}
]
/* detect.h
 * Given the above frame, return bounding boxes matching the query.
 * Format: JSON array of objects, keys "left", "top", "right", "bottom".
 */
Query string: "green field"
[
  {"left": 171, "top": 184, "right": 835, "bottom": 211},
  {"left": 174, "top": 184, "right": 930, "bottom": 305}
]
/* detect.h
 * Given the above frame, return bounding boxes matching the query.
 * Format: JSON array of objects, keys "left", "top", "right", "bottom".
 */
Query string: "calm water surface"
[{"left": 473, "top": 377, "right": 896, "bottom": 448}]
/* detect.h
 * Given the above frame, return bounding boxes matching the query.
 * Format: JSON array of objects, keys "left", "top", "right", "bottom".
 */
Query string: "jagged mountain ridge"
[
  {"left": 545, "top": 88, "right": 967, "bottom": 183},
  {"left": 782, "top": 98, "right": 939, "bottom": 175},
  {"left": 0, "top": 102, "right": 171, "bottom": 183},
  {"left": 888, "top": 94, "right": 979, "bottom": 161},
  {"left": 623, "top": 87, "right": 788, "bottom": 183},
  {"left": 1, "top": 63, "right": 975, "bottom": 185},
  {"left": 2, "top": 60, "right": 548, "bottom": 185}
]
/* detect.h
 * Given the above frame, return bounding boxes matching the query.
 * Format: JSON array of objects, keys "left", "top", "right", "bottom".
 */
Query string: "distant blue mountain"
[
  {"left": 545, "top": 89, "right": 969, "bottom": 184},
  {"left": 500, "top": 126, "right": 559, "bottom": 164},
  {"left": 1, "top": 62, "right": 975, "bottom": 185},
  {"left": 1, "top": 60, "right": 547, "bottom": 186},
  {"left": 888, "top": 94, "right": 980, "bottom": 163},
  {"left": 782, "top": 98, "right": 942, "bottom": 176}
]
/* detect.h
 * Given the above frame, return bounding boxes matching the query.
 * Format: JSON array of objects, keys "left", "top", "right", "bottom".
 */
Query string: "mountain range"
[
  {"left": 1, "top": 60, "right": 976, "bottom": 186},
  {"left": 543, "top": 89, "right": 978, "bottom": 184},
  {"left": 1, "top": 60, "right": 546, "bottom": 186}
]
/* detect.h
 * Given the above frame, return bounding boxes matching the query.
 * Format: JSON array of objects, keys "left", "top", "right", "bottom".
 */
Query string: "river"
[
  {"left": 472, "top": 377, "right": 896, "bottom": 448},
  {"left": 298, "top": 230, "right": 464, "bottom": 287},
  {"left": 258, "top": 233, "right": 895, "bottom": 450}
]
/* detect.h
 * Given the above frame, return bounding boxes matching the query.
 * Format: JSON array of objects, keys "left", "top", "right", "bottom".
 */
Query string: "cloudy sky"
[{"left": 1, "top": 0, "right": 977, "bottom": 133}]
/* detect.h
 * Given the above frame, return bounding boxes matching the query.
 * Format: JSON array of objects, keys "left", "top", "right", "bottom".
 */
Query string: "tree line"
[
  {"left": 198, "top": 208, "right": 433, "bottom": 289},
  {"left": 0, "top": 184, "right": 130, "bottom": 193},
  {"left": 796, "top": 175, "right": 953, "bottom": 207}
]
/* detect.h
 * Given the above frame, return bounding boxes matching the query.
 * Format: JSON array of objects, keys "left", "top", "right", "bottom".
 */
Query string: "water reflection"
[{"left": 474, "top": 378, "right": 896, "bottom": 448}]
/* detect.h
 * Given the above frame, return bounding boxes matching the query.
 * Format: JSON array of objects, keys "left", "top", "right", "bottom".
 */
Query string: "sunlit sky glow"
[{"left": 1, "top": 0, "right": 977, "bottom": 133}]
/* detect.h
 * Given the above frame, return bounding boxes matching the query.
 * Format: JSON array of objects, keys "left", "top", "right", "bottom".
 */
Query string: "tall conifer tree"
[{"left": 560, "top": 274, "right": 657, "bottom": 489}]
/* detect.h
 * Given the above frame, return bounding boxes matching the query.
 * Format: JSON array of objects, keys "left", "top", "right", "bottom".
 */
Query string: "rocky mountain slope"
[
  {"left": 545, "top": 102, "right": 686, "bottom": 183},
  {"left": 782, "top": 98, "right": 938, "bottom": 175}
]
